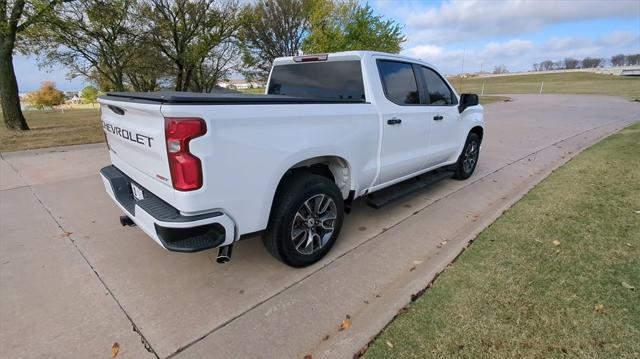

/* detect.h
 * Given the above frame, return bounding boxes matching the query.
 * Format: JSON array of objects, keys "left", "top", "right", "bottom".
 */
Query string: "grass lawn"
[
  {"left": 364, "top": 122, "right": 640, "bottom": 358},
  {"left": 0, "top": 108, "right": 102, "bottom": 152},
  {"left": 238, "top": 87, "right": 266, "bottom": 94},
  {"left": 449, "top": 72, "right": 640, "bottom": 100}
]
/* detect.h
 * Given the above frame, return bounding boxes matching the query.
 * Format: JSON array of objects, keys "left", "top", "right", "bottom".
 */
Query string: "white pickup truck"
[{"left": 99, "top": 51, "right": 484, "bottom": 267}]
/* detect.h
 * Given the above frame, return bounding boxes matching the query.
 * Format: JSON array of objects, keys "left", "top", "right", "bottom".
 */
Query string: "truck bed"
[{"left": 102, "top": 91, "right": 367, "bottom": 104}]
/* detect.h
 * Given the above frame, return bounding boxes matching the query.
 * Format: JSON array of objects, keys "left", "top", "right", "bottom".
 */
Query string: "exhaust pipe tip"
[
  {"left": 216, "top": 255, "right": 231, "bottom": 264},
  {"left": 119, "top": 215, "right": 135, "bottom": 227},
  {"left": 216, "top": 245, "right": 233, "bottom": 264}
]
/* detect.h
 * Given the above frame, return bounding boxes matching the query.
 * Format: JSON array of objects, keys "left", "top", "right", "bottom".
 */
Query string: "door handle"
[
  {"left": 433, "top": 115, "right": 443, "bottom": 121},
  {"left": 387, "top": 117, "right": 402, "bottom": 125}
]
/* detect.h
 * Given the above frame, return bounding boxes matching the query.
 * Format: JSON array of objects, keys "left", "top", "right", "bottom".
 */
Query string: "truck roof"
[{"left": 273, "top": 51, "right": 438, "bottom": 70}]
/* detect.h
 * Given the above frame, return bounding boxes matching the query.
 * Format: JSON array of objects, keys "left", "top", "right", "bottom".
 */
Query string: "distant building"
[
  {"left": 68, "top": 94, "right": 82, "bottom": 104},
  {"left": 64, "top": 91, "right": 80, "bottom": 100}
]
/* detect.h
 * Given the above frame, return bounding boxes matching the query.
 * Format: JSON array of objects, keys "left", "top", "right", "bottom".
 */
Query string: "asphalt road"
[{"left": 1, "top": 94, "right": 638, "bottom": 359}]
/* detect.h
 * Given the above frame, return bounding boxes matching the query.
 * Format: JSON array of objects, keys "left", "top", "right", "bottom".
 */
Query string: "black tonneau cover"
[{"left": 102, "top": 91, "right": 366, "bottom": 104}]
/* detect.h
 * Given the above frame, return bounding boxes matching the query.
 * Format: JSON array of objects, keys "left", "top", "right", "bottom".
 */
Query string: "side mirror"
[{"left": 458, "top": 93, "right": 479, "bottom": 113}]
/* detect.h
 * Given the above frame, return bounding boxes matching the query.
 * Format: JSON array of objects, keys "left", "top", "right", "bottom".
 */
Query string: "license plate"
[{"left": 131, "top": 183, "right": 144, "bottom": 201}]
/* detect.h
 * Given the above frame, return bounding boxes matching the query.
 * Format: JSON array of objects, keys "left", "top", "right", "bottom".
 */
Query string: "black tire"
[
  {"left": 453, "top": 132, "right": 481, "bottom": 180},
  {"left": 263, "top": 172, "right": 344, "bottom": 268}
]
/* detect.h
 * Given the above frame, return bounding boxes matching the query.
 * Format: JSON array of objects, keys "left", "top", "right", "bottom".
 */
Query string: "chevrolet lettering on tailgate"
[{"left": 103, "top": 122, "right": 153, "bottom": 147}]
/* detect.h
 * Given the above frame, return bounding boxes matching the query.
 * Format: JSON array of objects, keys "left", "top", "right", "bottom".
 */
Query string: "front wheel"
[
  {"left": 453, "top": 132, "right": 481, "bottom": 180},
  {"left": 263, "top": 173, "right": 344, "bottom": 268}
]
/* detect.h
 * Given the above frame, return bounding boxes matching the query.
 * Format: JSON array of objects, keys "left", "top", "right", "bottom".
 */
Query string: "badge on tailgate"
[{"left": 131, "top": 183, "right": 144, "bottom": 201}]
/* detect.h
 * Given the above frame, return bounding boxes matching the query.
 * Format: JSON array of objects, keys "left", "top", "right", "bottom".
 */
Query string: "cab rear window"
[{"left": 268, "top": 61, "right": 365, "bottom": 101}]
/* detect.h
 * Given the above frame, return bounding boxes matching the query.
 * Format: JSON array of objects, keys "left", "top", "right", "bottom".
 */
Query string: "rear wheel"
[
  {"left": 263, "top": 173, "right": 344, "bottom": 267},
  {"left": 453, "top": 132, "right": 481, "bottom": 180}
]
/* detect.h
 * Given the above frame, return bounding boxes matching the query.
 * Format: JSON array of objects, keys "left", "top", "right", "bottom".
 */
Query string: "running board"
[{"left": 366, "top": 170, "right": 454, "bottom": 209}]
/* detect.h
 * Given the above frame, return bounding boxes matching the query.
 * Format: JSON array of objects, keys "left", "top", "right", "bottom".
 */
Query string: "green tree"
[
  {"left": 33, "top": 0, "right": 141, "bottom": 92},
  {"left": 140, "top": 0, "right": 241, "bottom": 92},
  {"left": 1, "top": 0, "right": 66, "bottom": 130},
  {"left": 124, "top": 41, "right": 170, "bottom": 92},
  {"left": 303, "top": 0, "right": 405, "bottom": 54},
  {"left": 26, "top": 80, "right": 65, "bottom": 109},
  {"left": 239, "top": 0, "right": 312, "bottom": 81},
  {"left": 80, "top": 85, "right": 97, "bottom": 104}
]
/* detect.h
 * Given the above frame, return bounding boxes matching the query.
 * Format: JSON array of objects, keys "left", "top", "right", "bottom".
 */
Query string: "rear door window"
[
  {"left": 377, "top": 60, "right": 420, "bottom": 105},
  {"left": 268, "top": 61, "right": 365, "bottom": 101},
  {"left": 419, "top": 66, "right": 456, "bottom": 105}
]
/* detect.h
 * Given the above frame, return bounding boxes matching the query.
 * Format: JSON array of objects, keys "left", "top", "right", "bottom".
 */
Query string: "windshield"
[{"left": 268, "top": 61, "right": 365, "bottom": 101}]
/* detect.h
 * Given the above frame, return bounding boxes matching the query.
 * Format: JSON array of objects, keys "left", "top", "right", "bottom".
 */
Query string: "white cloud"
[
  {"left": 402, "top": 31, "right": 640, "bottom": 74},
  {"left": 480, "top": 39, "right": 535, "bottom": 58},
  {"left": 598, "top": 31, "right": 640, "bottom": 48},
  {"left": 403, "top": 0, "right": 637, "bottom": 45}
]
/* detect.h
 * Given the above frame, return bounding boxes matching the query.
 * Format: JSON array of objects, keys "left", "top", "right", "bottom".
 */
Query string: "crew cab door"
[
  {"left": 375, "top": 59, "right": 431, "bottom": 183},
  {"left": 416, "top": 66, "right": 463, "bottom": 168}
]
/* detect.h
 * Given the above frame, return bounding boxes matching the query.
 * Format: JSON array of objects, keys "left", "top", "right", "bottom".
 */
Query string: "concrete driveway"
[{"left": 1, "top": 94, "right": 638, "bottom": 358}]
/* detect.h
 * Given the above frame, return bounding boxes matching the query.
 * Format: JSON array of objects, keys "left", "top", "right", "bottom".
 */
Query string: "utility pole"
[{"left": 458, "top": 47, "right": 466, "bottom": 92}]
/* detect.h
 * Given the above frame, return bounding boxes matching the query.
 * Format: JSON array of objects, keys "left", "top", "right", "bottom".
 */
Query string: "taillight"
[{"left": 165, "top": 117, "right": 207, "bottom": 191}]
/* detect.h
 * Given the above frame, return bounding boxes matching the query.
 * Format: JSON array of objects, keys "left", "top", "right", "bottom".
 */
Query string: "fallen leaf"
[
  {"left": 621, "top": 281, "right": 635, "bottom": 290},
  {"left": 409, "top": 267, "right": 416, "bottom": 272},
  {"left": 626, "top": 243, "right": 633, "bottom": 247},
  {"left": 111, "top": 342, "right": 120, "bottom": 358},
  {"left": 386, "top": 340, "right": 394, "bottom": 348},
  {"left": 552, "top": 240, "right": 561, "bottom": 246},
  {"left": 413, "top": 260, "right": 423, "bottom": 265},
  {"left": 303, "top": 355, "right": 312, "bottom": 359},
  {"left": 61, "top": 231, "right": 73, "bottom": 238},
  {"left": 595, "top": 304, "right": 604, "bottom": 311},
  {"left": 322, "top": 334, "right": 330, "bottom": 341},
  {"left": 339, "top": 318, "right": 351, "bottom": 331}
]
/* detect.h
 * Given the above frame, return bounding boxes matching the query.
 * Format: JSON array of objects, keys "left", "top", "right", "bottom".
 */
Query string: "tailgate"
[{"left": 99, "top": 98, "right": 171, "bottom": 188}]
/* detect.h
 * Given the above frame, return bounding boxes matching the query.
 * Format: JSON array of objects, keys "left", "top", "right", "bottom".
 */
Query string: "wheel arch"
[
  {"left": 469, "top": 125, "right": 484, "bottom": 143},
  {"left": 276, "top": 155, "right": 353, "bottom": 200}
]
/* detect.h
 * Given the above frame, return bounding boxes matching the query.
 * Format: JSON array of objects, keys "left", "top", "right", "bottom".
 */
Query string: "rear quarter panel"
[{"left": 160, "top": 103, "right": 379, "bottom": 234}]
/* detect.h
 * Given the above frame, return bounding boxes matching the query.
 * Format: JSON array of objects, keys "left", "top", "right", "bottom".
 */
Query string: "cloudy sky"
[
  {"left": 374, "top": 0, "right": 640, "bottom": 75},
  {"left": 13, "top": 0, "right": 640, "bottom": 91}
]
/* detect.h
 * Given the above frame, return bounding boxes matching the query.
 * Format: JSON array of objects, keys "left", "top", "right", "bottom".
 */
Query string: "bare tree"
[
  {"left": 239, "top": 0, "right": 311, "bottom": 81},
  {"left": 581, "top": 57, "right": 602, "bottom": 68},
  {"left": 610, "top": 54, "right": 626, "bottom": 67},
  {"left": 533, "top": 63, "right": 540, "bottom": 71},
  {"left": 563, "top": 57, "right": 580, "bottom": 69},
  {"left": 492, "top": 65, "right": 508, "bottom": 74},
  {"left": 539, "top": 60, "right": 554, "bottom": 71},
  {"left": 626, "top": 54, "right": 640, "bottom": 65}
]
